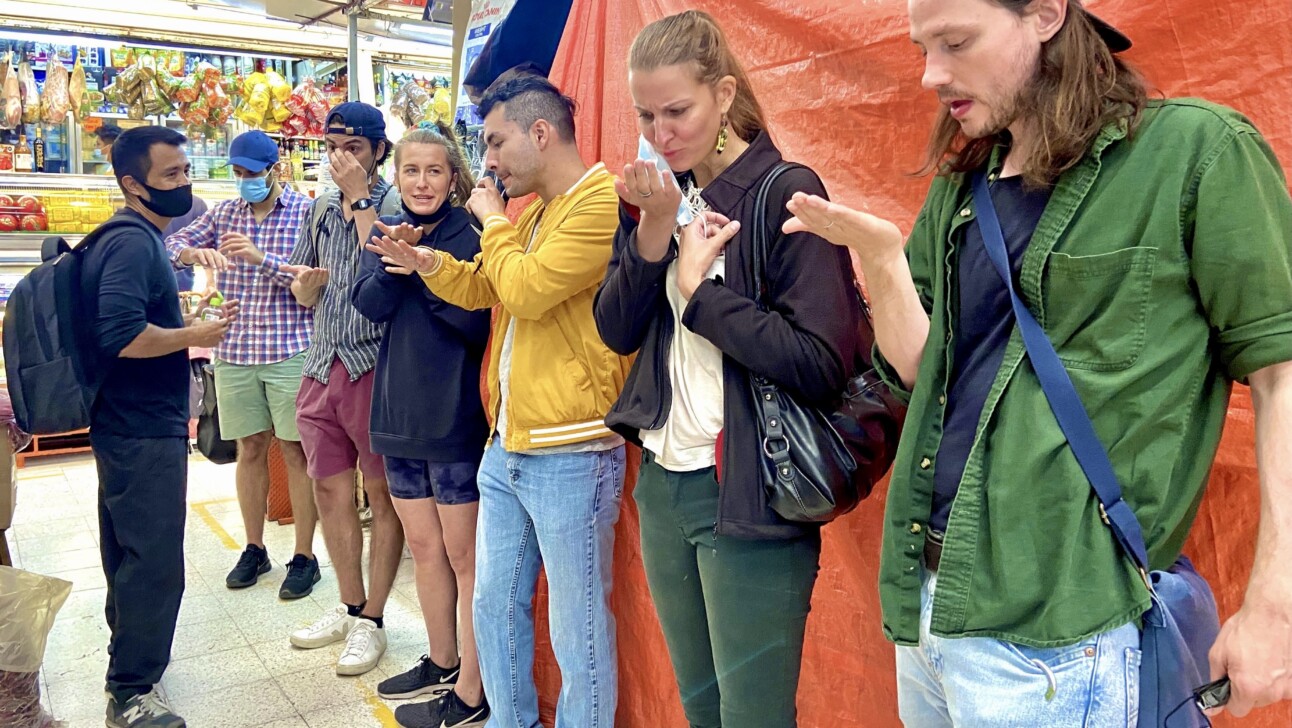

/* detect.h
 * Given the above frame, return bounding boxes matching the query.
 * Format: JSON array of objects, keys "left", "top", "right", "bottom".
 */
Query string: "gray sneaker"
[{"left": 106, "top": 688, "right": 186, "bottom": 728}]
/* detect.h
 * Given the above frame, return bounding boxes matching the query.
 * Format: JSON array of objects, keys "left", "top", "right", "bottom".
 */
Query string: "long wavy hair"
[
  {"left": 629, "top": 10, "right": 767, "bottom": 143},
  {"left": 393, "top": 122, "right": 475, "bottom": 206},
  {"left": 920, "top": 0, "right": 1148, "bottom": 186}
]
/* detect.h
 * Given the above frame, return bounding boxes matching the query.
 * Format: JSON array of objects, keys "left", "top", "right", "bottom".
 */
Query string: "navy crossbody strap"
[{"left": 969, "top": 172, "right": 1151, "bottom": 573}]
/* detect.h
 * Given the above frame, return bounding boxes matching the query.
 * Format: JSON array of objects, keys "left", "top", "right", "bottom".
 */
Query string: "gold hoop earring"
[{"left": 716, "top": 115, "right": 729, "bottom": 155}]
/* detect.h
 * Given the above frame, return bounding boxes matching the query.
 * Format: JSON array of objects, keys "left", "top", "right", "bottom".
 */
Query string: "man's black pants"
[{"left": 91, "top": 433, "right": 188, "bottom": 702}]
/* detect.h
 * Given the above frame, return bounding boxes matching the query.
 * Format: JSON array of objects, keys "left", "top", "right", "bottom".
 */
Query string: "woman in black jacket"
[
  {"left": 352, "top": 126, "right": 493, "bottom": 728},
  {"left": 593, "top": 10, "right": 865, "bottom": 728}
]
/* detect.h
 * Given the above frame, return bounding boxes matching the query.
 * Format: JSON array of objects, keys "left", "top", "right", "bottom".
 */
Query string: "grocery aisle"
[{"left": 9, "top": 452, "right": 429, "bottom": 728}]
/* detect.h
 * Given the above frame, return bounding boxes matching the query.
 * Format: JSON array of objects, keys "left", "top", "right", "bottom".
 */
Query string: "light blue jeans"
[
  {"left": 897, "top": 569, "right": 1141, "bottom": 727},
  {"left": 473, "top": 440, "right": 626, "bottom": 728}
]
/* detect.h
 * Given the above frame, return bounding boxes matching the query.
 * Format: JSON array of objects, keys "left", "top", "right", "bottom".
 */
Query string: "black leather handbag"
[
  {"left": 195, "top": 361, "right": 237, "bottom": 466},
  {"left": 748, "top": 163, "right": 906, "bottom": 523}
]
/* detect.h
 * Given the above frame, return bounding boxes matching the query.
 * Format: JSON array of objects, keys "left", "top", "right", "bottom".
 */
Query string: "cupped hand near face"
[{"left": 615, "top": 159, "right": 682, "bottom": 224}]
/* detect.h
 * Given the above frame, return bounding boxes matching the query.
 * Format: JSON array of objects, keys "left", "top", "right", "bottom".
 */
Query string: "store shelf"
[{"left": 16, "top": 429, "right": 92, "bottom": 468}]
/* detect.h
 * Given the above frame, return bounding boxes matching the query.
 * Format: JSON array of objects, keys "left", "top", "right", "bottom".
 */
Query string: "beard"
[{"left": 944, "top": 51, "right": 1043, "bottom": 140}]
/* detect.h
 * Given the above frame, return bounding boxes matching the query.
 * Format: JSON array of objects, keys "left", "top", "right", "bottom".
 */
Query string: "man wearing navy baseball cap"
[
  {"left": 281, "top": 101, "right": 403, "bottom": 677},
  {"left": 166, "top": 129, "right": 321, "bottom": 602}
]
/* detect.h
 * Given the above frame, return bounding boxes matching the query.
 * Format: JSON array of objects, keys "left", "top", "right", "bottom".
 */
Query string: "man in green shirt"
[{"left": 785, "top": 0, "right": 1292, "bottom": 724}]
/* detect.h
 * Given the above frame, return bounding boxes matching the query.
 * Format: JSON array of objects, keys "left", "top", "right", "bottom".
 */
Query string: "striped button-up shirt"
[
  {"left": 166, "top": 188, "right": 314, "bottom": 366},
  {"left": 289, "top": 181, "right": 391, "bottom": 383}
]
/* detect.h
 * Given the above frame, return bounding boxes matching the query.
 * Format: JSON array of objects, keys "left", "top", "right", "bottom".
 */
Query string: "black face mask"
[
  {"left": 402, "top": 198, "right": 452, "bottom": 227},
  {"left": 137, "top": 182, "right": 194, "bottom": 219}
]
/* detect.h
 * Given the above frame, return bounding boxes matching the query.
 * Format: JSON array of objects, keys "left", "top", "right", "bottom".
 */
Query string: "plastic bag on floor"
[{"left": 0, "top": 566, "right": 72, "bottom": 728}]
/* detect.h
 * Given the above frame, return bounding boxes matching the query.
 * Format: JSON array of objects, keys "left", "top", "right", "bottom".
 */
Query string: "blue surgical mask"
[{"left": 236, "top": 173, "right": 272, "bottom": 204}]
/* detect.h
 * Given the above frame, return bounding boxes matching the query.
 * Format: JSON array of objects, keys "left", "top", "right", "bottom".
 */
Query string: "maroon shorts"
[{"left": 295, "top": 359, "right": 385, "bottom": 481}]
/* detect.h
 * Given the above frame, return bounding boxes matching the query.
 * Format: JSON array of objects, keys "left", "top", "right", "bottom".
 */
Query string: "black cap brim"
[{"left": 1089, "top": 11, "right": 1132, "bottom": 53}]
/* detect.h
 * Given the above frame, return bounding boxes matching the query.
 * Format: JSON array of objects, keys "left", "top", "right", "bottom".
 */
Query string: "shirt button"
[
  {"left": 910, "top": 522, "right": 923, "bottom": 535},
  {"left": 959, "top": 208, "right": 972, "bottom": 217},
  {"left": 920, "top": 457, "right": 932, "bottom": 470},
  {"left": 938, "top": 395, "right": 947, "bottom": 405}
]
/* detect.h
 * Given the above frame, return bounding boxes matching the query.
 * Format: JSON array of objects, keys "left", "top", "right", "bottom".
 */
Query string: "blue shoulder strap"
[{"left": 970, "top": 172, "right": 1151, "bottom": 573}]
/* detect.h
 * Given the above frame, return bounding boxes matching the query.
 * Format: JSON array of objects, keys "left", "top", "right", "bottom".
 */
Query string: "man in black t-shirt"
[{"left": 87, "top": 126, "right": 236, "bottom": 728}]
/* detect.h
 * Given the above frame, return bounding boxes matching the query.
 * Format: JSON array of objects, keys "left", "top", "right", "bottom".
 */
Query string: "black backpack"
[{"left": 2, "top": 218, "right": 151, "bottom": 435}]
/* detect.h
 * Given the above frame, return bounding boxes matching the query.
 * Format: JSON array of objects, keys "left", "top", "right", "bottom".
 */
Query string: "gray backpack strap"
[
  {"left": 379, "top": 185, "right": 402, "bottom": 217},
  {"left": 310, "top": 189, "right": 340, "bottom": 234}
]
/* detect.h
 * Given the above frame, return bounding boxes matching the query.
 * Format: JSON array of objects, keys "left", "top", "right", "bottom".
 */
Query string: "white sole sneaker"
[
  {"left": 290, "top": 604, "right": 356, "bottom": 650},
  {"left": 336, "top": 619, "right": 386, "bottom": 676}
]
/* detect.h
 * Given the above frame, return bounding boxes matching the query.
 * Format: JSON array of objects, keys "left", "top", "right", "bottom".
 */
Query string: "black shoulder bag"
[{"left": 748, "top": 163, "right": 907, "bottom": 523}]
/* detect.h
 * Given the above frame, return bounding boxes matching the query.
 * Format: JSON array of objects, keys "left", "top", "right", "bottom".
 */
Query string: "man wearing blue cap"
[
  {"left": 282, "top": 101, "right": 403, "bottom": 677},
  {"left": 166, "top": 130, "right": 321, "bottom": 601}
]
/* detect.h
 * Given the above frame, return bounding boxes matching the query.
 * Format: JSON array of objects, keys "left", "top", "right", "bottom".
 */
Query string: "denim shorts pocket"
[{"left": 1125, "top": 646, "right": 1142, "bottom": 727}]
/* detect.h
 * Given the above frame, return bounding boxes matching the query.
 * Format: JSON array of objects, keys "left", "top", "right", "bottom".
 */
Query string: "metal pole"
[{"left": 347, "top": 10, "right": 360, "bottom": 102}]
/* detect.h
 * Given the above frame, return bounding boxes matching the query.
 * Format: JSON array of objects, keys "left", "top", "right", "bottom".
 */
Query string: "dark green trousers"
[{"left": 635, "top": 454, "right": 821, "bottom": 728}]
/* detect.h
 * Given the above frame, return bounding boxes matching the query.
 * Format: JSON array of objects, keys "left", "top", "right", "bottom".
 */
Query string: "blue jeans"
[
  {"left": 897, "top": 570, "right": 1141, "bottom": 727},
  {"left": 473, "top": 440, "right": 626, "bottom": 728}
]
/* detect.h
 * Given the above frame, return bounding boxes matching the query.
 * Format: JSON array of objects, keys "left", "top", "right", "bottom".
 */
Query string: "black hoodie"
[{"left": 352, "top": 207, "right": 491, "bottom": 462}]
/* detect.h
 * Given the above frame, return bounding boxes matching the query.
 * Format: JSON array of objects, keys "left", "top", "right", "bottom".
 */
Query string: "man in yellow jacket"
[{"left": 368, "top": 74, "right": 630, "bottom": 728}]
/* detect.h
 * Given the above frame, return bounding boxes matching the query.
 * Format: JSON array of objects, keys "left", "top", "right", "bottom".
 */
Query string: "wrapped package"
[
  {"left": 209, "top": 104, "right": 231, "bottom": 126},
  {"left": 270, "top": 103, "right": 293, "bottom": 123},
  {"left": 180, "top": 94, "right": 209, "bottom": 126},
  {"left": 156, "top": 72, "right": 182, "bottom": 99},
  {"left": 127, "top": 99, "right": 146, "bottom": 120},
  {"left": 234, "top": 103, "right": 264, "bottom": 127},
  {"left": 207, "top": 84, "right": 230, "bottom": 110},
  {"left": 116, "top": 66, "right": 142, "bottom": 94},
  {"left": 136, "top": 52, "right": 156, "bottom": 81},
  {"left": 265, "top": 71, "right": 292, "bottom": 102},
  {"left": 285, "top": 92, "right": 307, "bottom": 117},
  {"left": 174, "top": 75, "right": 200, "bottom": 104},
  {"left": 281, "top": 115, "right": 308, "bottom": 137},
  {"left": 0, "top": 54, "right": 19, "bottom": 130},
  {"left": 195, "top": 61, "right": 221, "bottom": 85},
  {"left": 246, "top": 84, "right": 270, "bottom": 114},
  {"left": 0, "top": 566, "right": 72, "bottom": 728},
  {"left": 68, "top": 56, "right": 86, "bottom": 121},
  {"left": 18, "top": 62, "right": 40, "bottom": 124},
  {"left": 41, "top": 62, "right": 70, "bottom": 124}
]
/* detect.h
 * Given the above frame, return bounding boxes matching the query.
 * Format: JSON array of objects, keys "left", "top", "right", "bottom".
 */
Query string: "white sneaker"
[
  {"left": 336, "top": 618, "right": 386, "bottom": 676},
  {"left": 290, "top": 604, "right": 356, "bottom": 649}
]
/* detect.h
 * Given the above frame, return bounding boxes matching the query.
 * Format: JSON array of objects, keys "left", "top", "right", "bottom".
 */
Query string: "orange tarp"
[{"left": 520, "top": 1, "right": 1292, "bottom": 726}]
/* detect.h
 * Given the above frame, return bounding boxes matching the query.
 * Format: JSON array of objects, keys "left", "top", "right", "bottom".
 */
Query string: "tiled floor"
[{"left": 7, "top": 452, "right": 437, "bottom": 728}]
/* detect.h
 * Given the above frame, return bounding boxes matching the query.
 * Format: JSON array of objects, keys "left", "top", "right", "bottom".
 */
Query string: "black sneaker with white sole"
[
  {"left": 225, "top": 544, "right": 271, "bottom": 589},
  {"left": 435, "top": 691, "right": 490, "bottom": 728},
  {"left": 393, "top": 692, "right": 489, "bottom": 728},
  {"left": 378, "top": 655, "right": 460, "bottom": 700},
  {"left": 279, "top": 554, "right": 321, "bottom": 599}
]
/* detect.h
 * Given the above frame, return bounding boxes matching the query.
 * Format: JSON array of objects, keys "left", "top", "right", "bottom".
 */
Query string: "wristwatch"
[{"left": 350, "top": 198, "right": 374, "bottom": 212}]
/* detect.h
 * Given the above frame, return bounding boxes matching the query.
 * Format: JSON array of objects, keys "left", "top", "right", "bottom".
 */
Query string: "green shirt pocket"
[{"left": 1042, "top": 246, "right": 1158, "bottom": 371}]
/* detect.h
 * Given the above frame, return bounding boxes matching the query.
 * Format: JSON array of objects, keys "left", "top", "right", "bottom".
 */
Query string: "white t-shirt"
[{"left": 641, "top": 184, "right": 725, "bottom": 471}]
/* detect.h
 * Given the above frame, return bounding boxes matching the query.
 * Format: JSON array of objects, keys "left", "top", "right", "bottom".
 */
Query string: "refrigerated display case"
[{"left": 0, "top": 172, "right": 238, "bottom": 252}]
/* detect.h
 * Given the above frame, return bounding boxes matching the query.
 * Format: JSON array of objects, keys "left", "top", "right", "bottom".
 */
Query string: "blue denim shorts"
[{"left": 383, "top": 456, "right": 480, "bottom": 505}]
